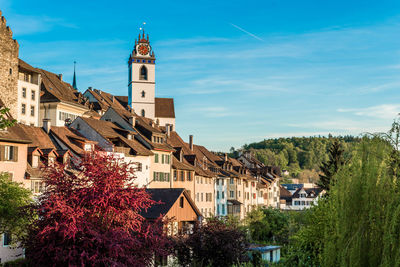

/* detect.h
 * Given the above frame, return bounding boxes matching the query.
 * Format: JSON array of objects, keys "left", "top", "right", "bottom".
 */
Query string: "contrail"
[{"left": 230, "top": 23, "right": 264, "bottom": 41}]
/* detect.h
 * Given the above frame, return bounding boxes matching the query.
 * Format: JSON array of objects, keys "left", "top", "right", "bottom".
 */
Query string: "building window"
[
  {"left": 141, "top": 109, "right": 145, "bottom": 117},
  {"left": 222, "top": 204, "right": 225, "bottom": 214},
  {"left": 216, "top": 179, "right": 219, "bottom": 186},
  {"left": 179, "top": 197, "right": 184, "bottom": 208},
  {"left": 30, "top": 105, "right": 35, "bottom": 116},
  {"left": 230, "top": 178, "right": 234, "bottom": 184},
  {"left": 154, "top": 153, "right": 159, "bottom": 163},
  {"left": 201, "top": 193, "right": 203, "bottom": 202},
  {"left": 187, "top": 171, "right": 192, "bottom": 181},
  {"left": 137, "top": 163, "right": 142, "bottom": 172},
  {"left": 3, "top": 145, "right": 17, "bottom": 162},
  {"left": 21, "top": 103, "right": 26, "bottom": 115},
  {"left": 32, "top": 180, "right": 45, "bottom": 194},
  {"left": 217, "top": 205, "right": 220, "bottom": 215},
  {"left": 3, "top": 232, "right": 12, "bottom": 246},
  {"left": 230, "top": 191, "right": 234, "bottom": 198},
  {"left": 22, "top": 87, "right": 26, "bottom": 98},
  {"left": 180, "top": 171, "right": 185, "bottom": 181},
  {"left": 162, "top": 154, "right": 165, "bottom": 164},
  {"left": 59, "top": 111, "right": 77, "bottom": 121},
  {"left": 174, "top": 170, "right": 177, "bottom": 181},
  {"left": 217, "top": 191, "right": 220, "bottom": 199},
  {"left": 31, "top": 90, "right": 35, "bottom": 100},
  {"left": 221, "top": 179, "right": 224, "bottom": 186},
  {"left": 196, "top": 193, "right": 199, "bottom": 202},
  {"left": 139, "top": 66, "right": 148, "bottom": 80},
  {"left": 141, "top": 90, "right": 145, "bottom": 98},
  {"left": 222, "top": 191, "right": 225, "bottom": 199}
]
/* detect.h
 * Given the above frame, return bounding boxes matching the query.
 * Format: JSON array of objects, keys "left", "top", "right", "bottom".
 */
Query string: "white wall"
[{"left": 17, "top": 79, "right": 40, "bottom": 126}]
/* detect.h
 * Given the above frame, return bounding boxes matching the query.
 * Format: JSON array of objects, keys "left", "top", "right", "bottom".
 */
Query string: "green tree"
[
  {"left": 0, "top": 107, "right": 16, "bottom": 130},
  {"left": 317, "top": 140, "right": 345, "bottom": 192},
  {"left": 0, "top": 173, "right": 32, "bottom": 241}
]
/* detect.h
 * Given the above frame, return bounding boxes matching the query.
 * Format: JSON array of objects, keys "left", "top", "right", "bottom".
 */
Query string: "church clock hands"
[{"left": 138, "top": 44, "right": 149, "bottom": 55}]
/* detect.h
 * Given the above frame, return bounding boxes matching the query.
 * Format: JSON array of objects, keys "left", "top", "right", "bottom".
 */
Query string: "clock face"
[{"left": 138, "top": 44, "right": 149, "bottom": 55}]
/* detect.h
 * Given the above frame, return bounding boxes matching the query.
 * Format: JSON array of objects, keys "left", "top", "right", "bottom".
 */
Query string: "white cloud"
[{"left": 338, "top": 104, "right": 400, "bottom": 119}]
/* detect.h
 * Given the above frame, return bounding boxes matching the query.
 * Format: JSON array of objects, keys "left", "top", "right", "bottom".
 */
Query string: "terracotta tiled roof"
[
  {"left": 19, "top": 124, "right": 56, "bottom": 149},
  {"left": 50, "top": 126, "right": 96, "bottom": 156},
  {"left": 172, "top": 156, "right": 195, "bottom": 171},
  {"left": 155, "top": 98, "right": 175, "bottom": 118},
  {"left": 38, "top": 68, "right": 89, "bottom": 109},
  {"left": 86, "top": 89, "right": 127, "bottom": 112},
  {"left": 0, "top": 124, "right": 32, "bottom": 144},
  {"left": 18, "top": 59, "right": 40, "bottom": 73},
  {"left": 115, "top": 96, "right": 128, "bottom": 108},
  {"left": 79, "top": 117, "right": 153, "bottom": 156}
]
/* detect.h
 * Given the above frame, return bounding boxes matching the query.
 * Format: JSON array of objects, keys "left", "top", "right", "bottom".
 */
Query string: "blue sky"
[{"left": 2, "top": 0, "right": 400, "bottom": 151}]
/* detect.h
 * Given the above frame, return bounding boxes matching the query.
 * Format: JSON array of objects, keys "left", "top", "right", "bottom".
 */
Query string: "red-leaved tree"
[{"left": 24, "top": 153, "right": 170, "bottom": 267}]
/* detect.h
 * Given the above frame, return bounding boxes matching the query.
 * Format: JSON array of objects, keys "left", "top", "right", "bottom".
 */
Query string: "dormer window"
[{"left": 139, "top": 66, "right": 148, "bottom": 80}]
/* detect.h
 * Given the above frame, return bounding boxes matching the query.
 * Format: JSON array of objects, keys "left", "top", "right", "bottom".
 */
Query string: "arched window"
[
  {"left": 141, "top": 90, "right": 145, "bottom": 98},
  {"left": 141, "top": 109, "right": 145, "bottom": 117},
  {"left": 139, "top": 66, "right": 147, "bottom": 80}
]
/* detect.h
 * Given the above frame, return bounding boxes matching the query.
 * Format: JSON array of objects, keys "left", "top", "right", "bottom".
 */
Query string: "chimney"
[
  {"left": 166, "top": 123, "right": 171, "bottom": 137},
  {"left": 58, "top": 74, "right": 63, "bottom": 81},
  {"left": 189, "top": 135, "right": 193, "bottom": 151},
  {"left": 224, "top": 153, "right": 228, "bottom": 162},
  {"left": 89, "top": 86, "right": 93, "bottom": 90},
  {"left": 112, "top": 96, "right": 115, "bottom": 103},
  {"left": 129, "top": 116, "right": 136, "bottom": 128},
  {"left": 43, "top": 118, "right": 51, "bottom": 134}
]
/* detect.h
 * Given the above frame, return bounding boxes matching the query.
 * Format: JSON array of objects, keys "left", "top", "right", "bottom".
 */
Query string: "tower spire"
[{"left": 72, "top": 61, "right": 77, "bottom": 90}]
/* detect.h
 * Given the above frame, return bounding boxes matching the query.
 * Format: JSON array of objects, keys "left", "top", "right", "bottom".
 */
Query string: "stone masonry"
[{"left": 0, "top": 10, "right": 19, "bottom": 118}]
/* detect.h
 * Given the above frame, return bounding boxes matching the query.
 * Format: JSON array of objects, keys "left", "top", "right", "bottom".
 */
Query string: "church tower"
[{"left": 128, "top": 31, "right": 156, "bottom": 119}]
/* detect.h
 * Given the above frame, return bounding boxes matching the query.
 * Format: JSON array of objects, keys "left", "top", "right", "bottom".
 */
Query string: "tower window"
[
  {"left": 9, "top": 68, "right": 12, "bottom": 75},
  {"left": 141, "top": 90, "right": 145, "bottom": 98},
  {"left": 141, "top": 109, "right": 145, "bottom": 117},
  {"left": 140, "top": 66, "right": 148, "bottom": 80}
]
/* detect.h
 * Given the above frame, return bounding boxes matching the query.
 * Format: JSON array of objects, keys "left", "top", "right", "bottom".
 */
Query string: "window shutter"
[
  {"left": 0, "top": 145, "right": 4, "bottom": 161},
  {"left": 13, "top": 146, "right": 18, "bottom": 162}
]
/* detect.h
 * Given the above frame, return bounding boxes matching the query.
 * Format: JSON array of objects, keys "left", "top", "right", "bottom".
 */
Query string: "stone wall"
[{"left": 0, "top": 10, "right": 19, "bottom": 118}]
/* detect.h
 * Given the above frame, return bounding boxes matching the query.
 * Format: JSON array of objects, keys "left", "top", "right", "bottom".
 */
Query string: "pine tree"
[{"left": 318, "top": 140, "right": 344, "bottom": 192}]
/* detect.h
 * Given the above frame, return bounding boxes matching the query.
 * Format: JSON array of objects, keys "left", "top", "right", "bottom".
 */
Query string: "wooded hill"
[{"left": 232, "top": 135, "right": 360, "bottom": 179}]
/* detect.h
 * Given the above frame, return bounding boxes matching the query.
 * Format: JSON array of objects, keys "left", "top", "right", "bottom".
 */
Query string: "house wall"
[
  {"left": 17, "top": 76, "right": 40, "bottom": 126},
  {"left": 40, "top": 102, "right": 87, "bottom": 127},
  {"left": 124, "top": 155, "right": 151, "bottom": 188},
  {"left": 0, "top": 234, "right": 24, "bottom": 264},
  {"left": 148, "top": 150, "right": 172, "bottom": 188},
  {"left": 0, "top": 141, "right": 28, "bottom": 188},
  {"left": 165, "top": 194, "right": 198, "bottom": 222},
  {"left": 215, "top": 177, "right": 227, "bottom": 216},
  {"left": 156, "top": 117, "right": 175, "bottom": 129},
  {"left": 171, "top": 169, "right": 195, "bottom": 200},
  {"left": 194, "top": 175, "right": 214, "bottom": 217}
]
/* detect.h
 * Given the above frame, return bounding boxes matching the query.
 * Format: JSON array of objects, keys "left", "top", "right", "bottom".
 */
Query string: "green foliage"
[
  {"left": 245, "top": 208, "right": 289, "bottom": 245},
  {"left": 0, "top": 173, "right": 33, "bottom": 241},
  {"left": 1, "top": 258, "right": 30, "bottom": 267},
  {"left": 317, "top": 140, "right": 345, "bottom": 192},
  {"left": 240, "top": 136, "right": 359, "bottom": 174},
  {"left": 0, "top": 107, "right": 16, "bottom": 130}
]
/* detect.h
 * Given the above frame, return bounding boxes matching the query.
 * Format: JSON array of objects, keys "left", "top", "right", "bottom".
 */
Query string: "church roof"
[{"left": 155, "top": 98, "right": 175, "bottom": 118}]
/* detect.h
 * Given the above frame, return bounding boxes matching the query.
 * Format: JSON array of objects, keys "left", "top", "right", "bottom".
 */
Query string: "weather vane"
[{"left": 139, "top": 22, "right": 146, "bottom": 33}]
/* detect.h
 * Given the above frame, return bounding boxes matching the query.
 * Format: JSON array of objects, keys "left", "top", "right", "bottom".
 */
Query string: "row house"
[
  {"left": 167, "top": 132, "right": 217, "bottom": 218},
  {"left": 280, "top": 184, "right": 324, "bottom": 210},
  {"left": 238, "top": 151, "right": 281, "bottom": 209}
]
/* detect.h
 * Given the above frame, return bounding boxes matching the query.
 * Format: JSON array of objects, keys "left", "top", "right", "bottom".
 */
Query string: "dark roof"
[
  {"left": 18, "top": 59, "right": 40, "bottom": 73},
  {"left": 115, "top": 96, "right": 129, "bottom": 108},
  {"left": 141, "top": 188, "right": 184, "bottom": 219},
  {"left": 282, "top": 184, "right": 303, "bottom": 191},
  {"left": 280, "top": 186, "right": 292, "bottom": 201},
  {"left": 227, "top": 199, "right": 242, "bottom": 205},
  {"left": 155, "top": 98, "right": 175, "bottom": 118},
  {"left": 292, "top": 187, "right": 324, "bottom": 198}
]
